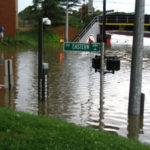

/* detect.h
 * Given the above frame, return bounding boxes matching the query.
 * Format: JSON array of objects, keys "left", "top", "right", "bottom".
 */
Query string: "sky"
[
  {"left": 18, "top": 0, "right": 150, "bottom": 14},
  {"left": 18, "top": 0, "right": 33, "bottom": 12}
]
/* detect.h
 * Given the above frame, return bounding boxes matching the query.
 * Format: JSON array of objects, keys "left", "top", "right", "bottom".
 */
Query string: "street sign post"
[{"left": 64, "top": 42, "right": 101, "bottom": 52}]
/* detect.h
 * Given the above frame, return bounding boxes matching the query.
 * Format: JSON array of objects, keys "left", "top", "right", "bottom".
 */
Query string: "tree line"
[{"left": 19, "top": 0, "right": 82, "bottom": 26}]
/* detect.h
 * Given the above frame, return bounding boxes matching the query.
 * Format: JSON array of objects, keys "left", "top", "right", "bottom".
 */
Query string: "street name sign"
[{"left": 64, "top": 42, "right": 100, "bottom": 52}]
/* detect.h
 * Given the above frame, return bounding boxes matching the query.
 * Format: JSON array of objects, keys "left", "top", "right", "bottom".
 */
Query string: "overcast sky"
[{"left": 18, "top": 0, "right": 150, "bottom": 14}]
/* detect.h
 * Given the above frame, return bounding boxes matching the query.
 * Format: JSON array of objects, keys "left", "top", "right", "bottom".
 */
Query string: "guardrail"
[
  {"left": 99, "top": 15, "right": 150, "bottom": 24},
  {"left": 73, "top": 14, "right": 150, "bottom": 42},
  {"left": 73, "top": 16, "right": 100, "bottom": 42}
]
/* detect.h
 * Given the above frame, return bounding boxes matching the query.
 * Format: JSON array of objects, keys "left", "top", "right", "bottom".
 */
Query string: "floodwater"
[{"left": 0, "top": 34, "right": 150, "bottom": 145}]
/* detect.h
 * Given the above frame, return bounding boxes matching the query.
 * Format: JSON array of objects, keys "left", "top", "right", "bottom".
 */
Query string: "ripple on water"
[{"left": 1, "top": 35, "right": 150, "bottom": 145}]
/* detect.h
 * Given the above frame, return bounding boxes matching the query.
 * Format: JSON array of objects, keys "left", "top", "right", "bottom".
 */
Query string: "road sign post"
[{"left": 64, "top": 42, "right": 101, "bottom": 52}]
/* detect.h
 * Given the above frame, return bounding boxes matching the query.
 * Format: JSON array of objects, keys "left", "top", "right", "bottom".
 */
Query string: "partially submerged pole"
[
  {"left": 100, "top": 0, "right": 106, "bottom": 102},
  {"left": 42, "top": 63, "right": 49, "bottom": 100},
  {"left": 128, "top": 0, "right": 145, "bottom": 115},
  {"left": 38, "top": 17, "right": 43, "bottom": 100},
  {"left": 100, "top": 43, "right": 104, "bottom": 102},
  {"left": 5, "top": 59, "right": 14, "bottom": 90}
]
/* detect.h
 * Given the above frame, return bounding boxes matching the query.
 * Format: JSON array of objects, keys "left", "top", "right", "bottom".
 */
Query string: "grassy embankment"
[
  {"left": 0, "top": 30, "right": 63, "bottom": 49},
  {"left": 0, "top": 107, "right": 150, "bottom": 150},
  {"left": 0, "top": 26, "right": 79, "bottom": 49}
]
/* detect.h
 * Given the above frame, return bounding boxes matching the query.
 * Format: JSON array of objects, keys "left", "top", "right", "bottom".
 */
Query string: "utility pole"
[
  {"left": 65, "top": 0, "right": 69, "bottom": 42},
  {"left": 128, "top": 0, "right": 145, "bottom": 115},
  {"left": 100, "top": 0, "right": 106, "bottom": 102},
  {"left": 102, "top": 0, "right": 106, "bottom": 43}
]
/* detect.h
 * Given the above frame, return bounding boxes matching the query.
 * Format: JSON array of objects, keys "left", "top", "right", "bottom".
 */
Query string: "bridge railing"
[
  {"left": 73, "top": 16, "right": 99, "bottom": 42},
  {"left": 99, "top": 15, "right": 150, "bottom": 24}
]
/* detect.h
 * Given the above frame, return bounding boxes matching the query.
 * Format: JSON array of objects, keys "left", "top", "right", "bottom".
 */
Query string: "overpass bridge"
[
  {"left": 73, "top": 14, "right": 150, "bottom": 43},
  {"left": 99, "top": 14, "right": 150, "bottom": 31}
]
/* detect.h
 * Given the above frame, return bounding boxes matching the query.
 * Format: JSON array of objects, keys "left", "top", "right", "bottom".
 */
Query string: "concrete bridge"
[{"left": 73, "top": 14, "right": 150, "bottom": 43}]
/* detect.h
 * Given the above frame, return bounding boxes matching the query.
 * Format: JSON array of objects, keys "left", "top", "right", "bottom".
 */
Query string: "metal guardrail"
[
  {"left": 99, "top": 15, "right": 150, "bottom": 24},
  {"left": 73, "top": 16, "right": 100, "bottom": 42},
  {"left": 73, "top": 14, "right": 150, "bottom": 42}
]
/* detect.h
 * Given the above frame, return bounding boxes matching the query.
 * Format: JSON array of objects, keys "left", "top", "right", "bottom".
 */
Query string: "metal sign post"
[
  {"left": 4, "top": 59, "right": 14, "bottom": 90},
  {"left": 100, "top": 43, "right": 104, "bottom": 102},
  {"left": 64, "top": 42, "right": 101, "bottom": 52}
]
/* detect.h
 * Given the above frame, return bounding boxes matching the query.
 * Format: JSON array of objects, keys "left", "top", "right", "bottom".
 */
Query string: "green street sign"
[{"left": 64, "top": 42, "right": 101, "bottom": 52}]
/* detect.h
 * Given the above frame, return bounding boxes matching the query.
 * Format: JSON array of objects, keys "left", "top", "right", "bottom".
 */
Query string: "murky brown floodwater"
[{"left": 0, "top": 34, "right": 150, "bottom": 145}]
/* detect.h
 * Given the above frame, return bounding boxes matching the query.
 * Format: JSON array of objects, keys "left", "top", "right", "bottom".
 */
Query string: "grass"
[
  {"left": 0, "top": 30, "right": 63, "bottom": 49},
  {"left": 0, "top": 107, "right": 150, "bottom": 150},
  {"left": 16, "top": 30, "right": 63, "bottom": 47}
]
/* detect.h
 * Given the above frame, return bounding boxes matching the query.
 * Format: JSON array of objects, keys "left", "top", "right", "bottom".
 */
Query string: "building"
[{"left": 0, "top": 0, "right": 18, "bottom": 38}]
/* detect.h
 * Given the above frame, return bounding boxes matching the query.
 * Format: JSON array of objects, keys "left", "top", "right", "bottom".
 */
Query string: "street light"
[
  {"left": 38, "top": 17, "right": 51, "bottom": 100},
  {"left": 65, "top": 0, "right": 69, "bottom": 42},
  {"left": 43, "top": 17, "right": 51, "bottom": 25}
]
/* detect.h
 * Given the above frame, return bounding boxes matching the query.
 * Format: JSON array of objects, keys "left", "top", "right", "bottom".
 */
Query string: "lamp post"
[
  {"left": 65, "top": 0, "right": 69, "bottom": 42},
  {"left": 38, "top": 17, "right": 51, "bottom": 100}
]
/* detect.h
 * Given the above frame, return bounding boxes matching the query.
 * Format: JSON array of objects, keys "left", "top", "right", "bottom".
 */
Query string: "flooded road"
[{"left": 0, "top": 34, "right": 150, "bottom": 145}]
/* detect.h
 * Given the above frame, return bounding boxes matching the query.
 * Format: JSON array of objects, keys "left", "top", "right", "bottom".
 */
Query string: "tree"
[
  {"left": 19, "top": 0, "right": 82, "bottom": 26},
  {"left": 33, "top": 0, "right": 81, "bottom": 25},
  {"left": 42, "top": 0, "right": 65, "bottom": 25}
]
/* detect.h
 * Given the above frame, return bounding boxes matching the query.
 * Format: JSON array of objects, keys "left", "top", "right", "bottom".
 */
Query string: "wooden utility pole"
[{"left": 128, "top": 0, "right": 145, "bottom": 115}]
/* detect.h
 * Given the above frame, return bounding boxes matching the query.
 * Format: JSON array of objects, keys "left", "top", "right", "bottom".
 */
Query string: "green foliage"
[
  {"left": 19, "top": 0, "right": 81, "bottom": 26},
  {"left": 0, "top": 30, "right": 62, "bottom": 49},
  {"left": 16, "top": 30, "right": 38, "bottom": 46},
  {"left": 109, "top": 12, "right": 134, "bottom": 15},
  {"left": 94, "top": 10, "right": 102, "bottom": 16},
  {"left": 67, "top": 8, "right": 102, "bottom": 30},
  {"left": 15, "top": 30, "right": 62, "bottom": 47},
  {"left": 0, "top": 107, "right": 150, "bottom": 150},
  {"left": 69, "top": 11, "right": 84, "bottom": 29},
  {"left": 42, "top": 0, "right": 65, "bottom": 26}
]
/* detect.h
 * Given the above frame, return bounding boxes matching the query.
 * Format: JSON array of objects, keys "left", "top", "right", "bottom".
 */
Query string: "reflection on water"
[
  {"left": 127, "top": 115, "right": 144, "bottom": 140},
  {"left": 0, "top": 35, "right": 150, "bottom": 145},
  {"left": 15, "top": 51, "right": 38, "bottom": 114}
]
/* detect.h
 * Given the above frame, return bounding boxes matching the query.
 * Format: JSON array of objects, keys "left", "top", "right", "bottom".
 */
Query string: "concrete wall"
[
  {"left": 0, "top": 0, "right": 17, "bottom": 37},
  {"left": 79, "top": 22, "right": 100, "bottom": 43}
]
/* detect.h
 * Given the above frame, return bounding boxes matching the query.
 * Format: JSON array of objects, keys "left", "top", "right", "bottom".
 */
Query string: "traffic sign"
[{"left": 64, "top": 42, "right": 100, "bottom": 52}]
